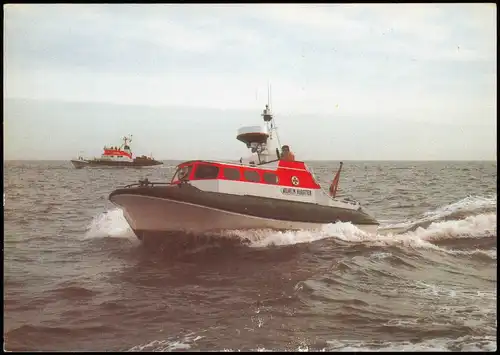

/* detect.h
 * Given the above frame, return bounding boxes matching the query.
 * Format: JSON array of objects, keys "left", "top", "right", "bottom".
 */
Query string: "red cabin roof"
[
  {"left": 172, "top": 159, "right": 321, "bottom": 190},
  {"left": 103, "top": 149, "right": 132, "bottom": 159}
]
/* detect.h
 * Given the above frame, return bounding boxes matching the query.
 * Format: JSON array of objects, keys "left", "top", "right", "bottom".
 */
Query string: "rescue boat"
[
  {"left": 70, "top": 135, "right": 162, "bottom": 169},
  {"left": 109, "top": 103, "right": 379, "bottom": 241}
]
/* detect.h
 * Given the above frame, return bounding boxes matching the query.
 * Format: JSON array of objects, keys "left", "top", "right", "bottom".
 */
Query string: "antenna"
[
  {"left": 269, "top": 83, "right": 272, "bottom": 110},
  {"left": 267, "top": 81, "right": 271, "bottom": 108},
  {"left": 261, "top": 81, "right": 281, "bottom": 149}
]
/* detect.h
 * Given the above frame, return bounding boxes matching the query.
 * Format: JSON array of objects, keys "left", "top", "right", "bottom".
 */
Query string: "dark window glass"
[
  {"left": 223, "top": 168, "right": 240, "bottom": 180},
  {"left": 244, "top": 170, "right": 261, "bottom": 182},
  {"left": 194, "top": 164, "right": 220, "bottom": 179},
  {"left": 263, "top": 172, "right": 279, "bottom": 184}
]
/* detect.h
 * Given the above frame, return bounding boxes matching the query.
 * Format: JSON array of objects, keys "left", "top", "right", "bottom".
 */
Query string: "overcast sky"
[{"left": 3, "top": 3, "right": 497, "bottom": 160}]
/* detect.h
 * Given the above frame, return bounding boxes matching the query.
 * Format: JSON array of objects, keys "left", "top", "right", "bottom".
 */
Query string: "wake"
[{"left": 84, "top": 195, "right": 496, "bottom": 259}]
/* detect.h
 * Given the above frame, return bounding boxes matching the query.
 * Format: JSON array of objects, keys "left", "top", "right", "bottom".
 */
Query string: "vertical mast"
[
  {"left": 266, "top": 82, "right": 281, "bottom": 148},
  {"left": 267, "top": 81, "right": 271, "bottom": 109},
  {"left": 269, "top": 83, "right": 272, "bottom": 111}
]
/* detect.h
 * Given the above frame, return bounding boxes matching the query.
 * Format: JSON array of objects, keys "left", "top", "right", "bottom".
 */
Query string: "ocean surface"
[{"left": 3, "top": 160, "right": 497, "bottom": 352}]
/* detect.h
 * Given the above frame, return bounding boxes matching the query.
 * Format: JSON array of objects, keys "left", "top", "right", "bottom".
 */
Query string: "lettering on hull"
[{"left": 280, "top": 187, "right": 312, "bottom": 196}]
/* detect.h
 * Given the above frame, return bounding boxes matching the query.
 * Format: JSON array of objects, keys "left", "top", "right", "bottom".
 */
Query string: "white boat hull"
[{"left": 110, "top": 194, "right": 379, "bottom": 239}]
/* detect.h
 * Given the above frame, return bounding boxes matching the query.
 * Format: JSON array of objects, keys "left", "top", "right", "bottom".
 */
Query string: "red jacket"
[{"left": 282, "top": 151, "right": 295, "bottom": 161}]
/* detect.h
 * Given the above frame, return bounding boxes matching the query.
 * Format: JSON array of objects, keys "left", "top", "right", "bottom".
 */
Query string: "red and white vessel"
[
  {"left": 70, "top": 135, "right": 162, "bottom": 169},
  {"left": 109, "top": 103, "right": 379, "bottom": 241}
]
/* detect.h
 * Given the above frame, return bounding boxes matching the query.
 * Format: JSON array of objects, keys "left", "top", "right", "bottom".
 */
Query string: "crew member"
[{"left": 281, "top": 145, "right": 295, "bottom": 161}]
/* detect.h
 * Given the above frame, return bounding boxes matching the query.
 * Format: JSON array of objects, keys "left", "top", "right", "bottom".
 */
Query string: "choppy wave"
[
  {"left": 85, "top": 208, "right": 135, "bottom": 240},
  {"left": 129, "top": 334, "right": 497, "bottom": 352},
  {"left": 75, "top": 195, "right": 498, "bottom": 352},
  {"left": 382, "top": 195, "right": 497, "bottom": 231},
  {"left": 5, "top": 158, "right": 496, "bottom": 353},
  {"left": 85, "top": 195, "right": 496, "bottom": 261}
]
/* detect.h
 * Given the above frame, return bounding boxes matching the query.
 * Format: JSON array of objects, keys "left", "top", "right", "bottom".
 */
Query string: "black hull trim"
[
  {"left": 109, "top": 184, "right": 379, "bottom": 226},
  {"left": 71, "top": 159, "right": 162, "bottom": 168}
]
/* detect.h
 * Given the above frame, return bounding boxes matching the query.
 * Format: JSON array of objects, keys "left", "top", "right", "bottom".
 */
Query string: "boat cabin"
[
  {"left": 169, "top": 159, "right": 343, "bottom": 205},
  {"left": 169, "top": 102, "right": 357, "bottom": 209},
  {"left": 172, "top": 160, "right": 320, "bottom": 188},
  {"left": 101, "top": 147, "right": 133, "bottom": 160},
  {"left": 100, "top": 135, "right": 134, "bottom": 161}
]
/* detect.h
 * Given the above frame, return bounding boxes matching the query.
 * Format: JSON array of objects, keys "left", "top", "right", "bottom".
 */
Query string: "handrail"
[
  {"left": 123, "top": 178, "right": 173, "bottom": 188},
  {"left": 257, "top": 158, "right": 281, "bottom": 166},
  {"left": 180, "top": 158, "right": 309, "bottom": 171}
]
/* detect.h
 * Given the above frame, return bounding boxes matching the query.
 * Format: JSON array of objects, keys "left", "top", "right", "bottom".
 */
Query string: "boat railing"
[
  {"left": 306, "top": 164, "right": 361, "bottom": 207},
  {"left": 340, "top": 197, "right": 360, "bottom": 206},
  {"left": 123, "top": 178, "right": 173, "bottom": 188},
  {"left": 257, "top": 158, "right": 281, "bottom": 166},
  {"left": 205, "top": 158, "right": 310, "bottom": 172}
]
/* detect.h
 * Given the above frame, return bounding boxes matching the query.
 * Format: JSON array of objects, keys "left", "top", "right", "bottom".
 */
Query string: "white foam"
[
  {"left": 415, "top": 213, "right": 497, "bottom": 241},
  {"left": 84, "top": 208, "right": 135, "bottom": 240},
  {"left": 424, "top": 195, "right": 497, "bottom": 219},
  {"left": 373, "top": 213, "right": 497, "bottom": 251},
  {"left": 381, "top": 195, "right": 497, "bottom": 230},
  {"left": 84, "top": 196, "right": 496, "bottom": 257},
  {"left": 134, "top": 336, "right": 496, "bottom": 352},
  {"left": 228, "top": 194, "right": 497, "bottom": 249},
  {"left": 369, "top": 252, "right": 392, "bottom": 260},
  {"left": 230, "top": 222, "right": 368, "bottom": 248},
  {"left": 228, "top": 213, "right": 496, "bottom": 260},
  {"left": 325, "top": 336, "right": 497, "bottom": 352},
  {"left": 128, "top": 332, "right": 205, "bottom": 351},
  {"left": 410, "top": 281, "right": 497, "bottom": 302}
]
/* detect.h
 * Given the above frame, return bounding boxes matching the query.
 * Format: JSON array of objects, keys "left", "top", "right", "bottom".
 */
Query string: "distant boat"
[{"left": 70, "top": 135, "right": 162, "bottom": 169}]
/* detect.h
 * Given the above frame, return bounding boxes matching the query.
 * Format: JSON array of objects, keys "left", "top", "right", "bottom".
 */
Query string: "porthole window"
[
  {"left": 194, "top": 164, "right": 220, "bottom": 179},
  {"left": 263, "top": 172, "right": 279, "bottom": 184},
  {"left": 244, "top": 170, "right": 261, "bottom": 182},
  {"left": 223, "top": 168, "right": 241, "bottom": 180}
]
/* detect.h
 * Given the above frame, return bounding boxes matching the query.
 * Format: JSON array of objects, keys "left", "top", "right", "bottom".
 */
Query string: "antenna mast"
[
  {"left": 267, "top": 82, "right": 271, "bottom": 108},
  {"left": 269, "top": 83, "right": 272, "bottom": 110},
  {"left": 265, "top": 82, "right": 281, "bottom": 148}
]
